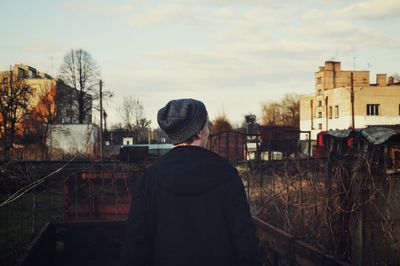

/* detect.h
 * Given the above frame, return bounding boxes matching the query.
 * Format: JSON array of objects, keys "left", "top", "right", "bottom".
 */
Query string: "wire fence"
[
  {"left": 243, "top": 151, "right": 400, "bottom": 265},
  {"left": 1, "top": 142, "right": 399, "bottom": 265},
  {"left": 0, "top": 160, "right": 138, "bottom": 265}
]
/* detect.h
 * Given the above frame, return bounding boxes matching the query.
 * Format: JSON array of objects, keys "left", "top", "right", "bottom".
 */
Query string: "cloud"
[
  {"left": 180, "top": 0, "right": 273, "bottom": 6},
  {"left": 213, "top": 7, "right": 235, "bottom": 18},
  {"left": 301, "top": 20, "right": 355, "bottom": 38},
  {"left": 129, "top": 4, "right": 209, "bottom": 27},
  {"left": 63, "top": 1, "right": 134, "bottom": 15},
  {"left": 299, "top": 19, "right": 400, "bottom": 50},
  {"left": 337, "top": 0, "right": 400, "bottom": 19},
  {"left": 301, "top": 9, "right": 326, "bottom": 20}
]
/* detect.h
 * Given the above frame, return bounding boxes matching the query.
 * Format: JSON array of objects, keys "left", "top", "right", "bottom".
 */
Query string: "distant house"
[
  {"left": 122, "top": 137, "right": 133, "bottom": 146},
  {"left": 0, "top": 64, "right": 93, "bottom": 128},
  {"left": 300, "top": 61, "right": 400, "bottom": 141},
  {"left": 105, "top": 128, "right": 135, "bottom": 145},
  {"left": 0, "top": 64, "right": 95, "bottom": 159}
]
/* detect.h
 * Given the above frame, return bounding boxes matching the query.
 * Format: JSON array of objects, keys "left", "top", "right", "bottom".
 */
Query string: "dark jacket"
[{"left": 121, "top": 146, "right": 261, "bottom": 266}]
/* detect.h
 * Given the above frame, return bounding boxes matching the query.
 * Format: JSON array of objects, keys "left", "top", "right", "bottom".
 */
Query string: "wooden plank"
[{"left": 253, "top": 217, "right": 351, "bottom": 266}]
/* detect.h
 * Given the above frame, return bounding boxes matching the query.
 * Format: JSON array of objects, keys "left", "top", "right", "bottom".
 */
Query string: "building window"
[
  {"left": 334, "top": 105, "right": 339, "bottom": 118},
  {"left": 18, "top": 68, "right": 25, "bottom": 78},
  {"left": 318, "top": 112, "right": 322, "bottom": 118},
  {"left": 318, "top": 100, "right": 322, "bottom": 107},
  {"left": 317, "top": 77, "right": 322, "bottom": 84},
  {"left": 329, "top": 106, "right": 332, "bottom": 119},
  {"left": 318, "top": 123, "right": 322, "bottom": 130},
  {"left": 366, "top": 104, "right": 379, "bottom": 116},
  {"left": 28, "top": 69, "right": 36, "bottom": 79},
  {"left": 317, "top": 89, "right": 322, "bottom": 95}
]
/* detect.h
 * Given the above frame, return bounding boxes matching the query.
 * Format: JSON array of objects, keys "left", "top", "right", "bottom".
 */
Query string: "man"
[{"left": 121, "top": 98, "right": 261, "bottom": 266}]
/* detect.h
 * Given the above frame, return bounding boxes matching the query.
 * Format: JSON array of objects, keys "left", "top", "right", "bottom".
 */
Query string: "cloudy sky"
[{"left": 1, "top": 0, "right": 399, "bottom": 128}]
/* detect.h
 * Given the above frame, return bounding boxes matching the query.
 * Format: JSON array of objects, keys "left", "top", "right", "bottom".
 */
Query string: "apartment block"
[
  {"left": 300, "top": 61, "right": 400, "bottom": 140},
  {"left": 0, "top": 64, "right": 92, "bottom": 125}
]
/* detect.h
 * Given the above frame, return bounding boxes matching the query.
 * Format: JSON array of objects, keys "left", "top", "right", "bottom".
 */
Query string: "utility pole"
[
  {"left": 351, "top": 72, "right": 355, "bottom": 129},
  {"left": 99, "top": 80, "right": 103, "bottom": 160},
  {"left": 103, "top": 110, "right": 107, "bottom": 133},
  {"left": 50, "top": 56, "right": 54, "bottom": 77},
  {"left": 325, "top": 96, "right": 329, "bottom": 131},
  {"left": 310, "top": 100, "right": 313, "bottom": 130}
]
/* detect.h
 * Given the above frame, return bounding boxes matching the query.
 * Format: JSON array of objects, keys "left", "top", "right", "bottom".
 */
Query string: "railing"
[
  {"left": 16, "top": 220, "right": 126, "bottom": 266},
  {"left": 254, "top": 217, "right": 350, "bottom": 266},
  {"left": 17, "top": 219, "right": 350, "bottom": 266}
]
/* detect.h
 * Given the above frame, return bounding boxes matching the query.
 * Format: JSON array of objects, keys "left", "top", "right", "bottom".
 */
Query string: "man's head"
[{"left": 157, "top": 98, "right": 209, "bottom": 147}]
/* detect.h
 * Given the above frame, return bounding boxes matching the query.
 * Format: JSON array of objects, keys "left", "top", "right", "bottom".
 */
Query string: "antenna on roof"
[
  {"left": 50, "top": 56, "right": 54, "bottom": 77},
  {"left": 353, "top": 56, "right": 356, "bottom": 71},
  {"left": 367, "top": 62, "right": 372, "bottom": 71}
]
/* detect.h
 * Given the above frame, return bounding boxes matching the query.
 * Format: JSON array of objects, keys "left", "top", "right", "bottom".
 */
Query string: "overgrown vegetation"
[{"left": 242, "top": 151, "right": 400, "bottom": 264}]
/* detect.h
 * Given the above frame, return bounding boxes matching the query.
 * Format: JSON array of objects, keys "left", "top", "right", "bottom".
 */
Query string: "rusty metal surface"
[
  {"left": 64, "top": 170, "right": 136, "bottom": 221},
  {"left": 208, "top": 131, "right": 246, "bottom": 162}
]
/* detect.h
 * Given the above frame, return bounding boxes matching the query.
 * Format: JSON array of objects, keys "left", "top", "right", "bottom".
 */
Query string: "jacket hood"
[{"left": 149, "top": 146, "right": 236, "bottom": 196}]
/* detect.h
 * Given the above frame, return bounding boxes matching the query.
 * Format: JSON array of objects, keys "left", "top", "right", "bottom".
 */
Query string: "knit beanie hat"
[{"left": 157, "top": 98, "right": 208, "bottom": 145}]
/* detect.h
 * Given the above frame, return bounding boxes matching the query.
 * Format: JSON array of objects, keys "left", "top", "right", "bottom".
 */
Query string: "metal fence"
[
  {"left": 2, "top": 142, "right": 399, "bottom": 266},
  {"left": 0, "top": 160, "right": 139, "bottom": 265},
  {"left": 242, "top": 151, "right": 400, "bottom": 265}
]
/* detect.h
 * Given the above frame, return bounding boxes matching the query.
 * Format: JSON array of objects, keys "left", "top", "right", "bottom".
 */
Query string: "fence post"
[
  {"left": 325, "top": 140, "right": 334, "bottom": 252},
  {"left": 337, "top": 155, "right": 352, "bottom": 259}
]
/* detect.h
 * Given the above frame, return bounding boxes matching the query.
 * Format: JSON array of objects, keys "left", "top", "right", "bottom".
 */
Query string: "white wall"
[{"left": 47, "top": 124, "right": 99, "bottom": 159}]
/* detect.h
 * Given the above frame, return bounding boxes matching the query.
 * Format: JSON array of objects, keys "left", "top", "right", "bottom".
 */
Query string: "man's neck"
[{"left": 175, "top": 140, "right": 204, "bottom": 148}]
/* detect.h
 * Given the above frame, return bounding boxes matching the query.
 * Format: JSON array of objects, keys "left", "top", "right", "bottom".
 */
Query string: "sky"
[{"left": 1, "top": 0, "right": 399, "bottom": 128}]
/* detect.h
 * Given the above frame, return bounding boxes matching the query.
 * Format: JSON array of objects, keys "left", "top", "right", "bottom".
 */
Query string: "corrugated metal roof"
[
  {"left": 325, "top": 127, "right": 400, "bottom": 145},
  {"left": 360, "top": 127, "right": 400, "bottom": 145}
]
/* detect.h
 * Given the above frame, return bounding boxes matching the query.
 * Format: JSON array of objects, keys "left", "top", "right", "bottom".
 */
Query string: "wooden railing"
[
  {"left": 254, "top": 217, "right": 350, "bottom": 266},
  {"left": 17, "top": 218, "right": 350, "bottom": 266}
]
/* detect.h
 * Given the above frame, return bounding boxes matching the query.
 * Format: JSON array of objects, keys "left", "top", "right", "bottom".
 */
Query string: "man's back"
[
  {"left": 122, "top": 146, "right": 261, "bottom": 266},
  {"left": 121, "top": 98, "right": 261, "bottom": 266}
]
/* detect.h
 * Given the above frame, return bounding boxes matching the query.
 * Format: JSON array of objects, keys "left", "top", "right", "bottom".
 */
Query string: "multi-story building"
[
  {"left": 0, "top": 64, "right": 92, "bottom": 125},
  {"left": 300, "top": 61, "right": 400, "bottom": 140},
  {"left": 1, "top": 65, "right": 97, "bottom": 159}
]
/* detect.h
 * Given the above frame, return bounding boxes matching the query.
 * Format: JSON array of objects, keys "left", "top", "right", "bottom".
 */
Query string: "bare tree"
[
  {"left": 118, "top": 97, "right": 141, "bottom": 131},
  {"left": 281, "top": 94, "right": 300, "bottom": 127},
  {"left": 260, "top": 94, "right": 300, "bottom": 127},
  {"left": 0, "top": 72, "right": 32, "bottom": 158},
  {"left": 260, "top": 101, "right": 283, "bottom": 126},
  {"left": 153, "top": 127, "right": 169, "bottom": 143},
  {"left": 117, "top": 97, "right": 151, "bottom": 143},
  {"left": 59, "top": 49, "right": 100, "bottom": 124},
  {"left": 211, "top": 114, "right": 233, "bottom": 135}
]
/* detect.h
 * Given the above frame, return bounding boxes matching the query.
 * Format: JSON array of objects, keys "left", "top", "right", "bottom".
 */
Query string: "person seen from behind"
[{"left": 121, "top": 98, "right": 262, "bottom": 266}]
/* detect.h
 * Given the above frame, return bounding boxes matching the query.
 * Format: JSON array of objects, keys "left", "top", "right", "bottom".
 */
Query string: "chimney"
[
  {"left": 324, "top": 61, "right": 340, "bottom": 71},
  {"left": 333, "top": 61, "right": 341, "bottom": 72},
  {"left": 325, "top": 61, "right": 334, "bottom": 70},
  {"left": 376, "top": 74, "right": 387, "bottom": 86}
]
